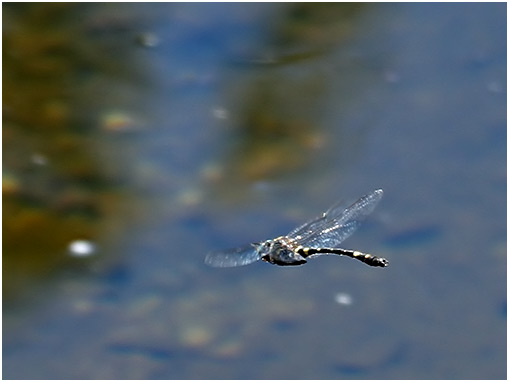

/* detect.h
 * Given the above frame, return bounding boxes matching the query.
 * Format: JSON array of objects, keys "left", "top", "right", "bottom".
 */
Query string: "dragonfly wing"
[
  {"left": 287, "top": 189, "right": 383, "bottom": 248},
  {"left": 301, "top": 220, "right": 360, "bottom": 248},
  {"left": 205, "top": 245, "right": 261, "bottom": 268},
  {"left": 286, "top": 200, "right": 351, "bottom": 242},
  {"left": 324, "top": 189, "right": 383, "bottom": 226}
]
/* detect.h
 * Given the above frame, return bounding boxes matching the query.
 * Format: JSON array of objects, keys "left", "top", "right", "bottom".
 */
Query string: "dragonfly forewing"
[
  {"left": 205, "top": 245, "right": 261, "bottom": 268},
  {"left": 287, "top": 189, "right": 383, "bottom": 248}
]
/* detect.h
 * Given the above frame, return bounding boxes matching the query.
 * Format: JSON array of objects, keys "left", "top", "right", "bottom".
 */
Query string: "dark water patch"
[
  {"left": 497, "top": 300, "right": 506, "bottom": 319},
  {"left": 103, "top": 264, "right": 132, "bottom": 286},
  {"left": 383, "top": 224, "right": 442, "bottom": 248},
  {"left": 382, "top": 341, "right": 411, "bottom": 369},
  {"left": 108, "top": 343, "right": 176, "bottom": 361},
  {"left": 270, "top": 317, "right": 299, "bottom": 333},
  {"left": 332, "top": 362, "right": 367, "bottom": 376}
]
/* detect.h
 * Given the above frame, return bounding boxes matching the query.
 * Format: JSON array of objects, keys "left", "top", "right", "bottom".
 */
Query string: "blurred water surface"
[{"left": 3, "top": 3, "right": 506, "bottom": 379}]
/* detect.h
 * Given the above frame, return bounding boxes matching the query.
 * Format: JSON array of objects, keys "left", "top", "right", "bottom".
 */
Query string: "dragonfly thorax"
[{"left": 255, "top": 237, "right": 307, "bottom": 266}]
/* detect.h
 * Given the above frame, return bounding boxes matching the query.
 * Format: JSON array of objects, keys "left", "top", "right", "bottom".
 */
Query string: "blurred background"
[{"left": 3, "top": 3, "right": 506, "bottom": 379}]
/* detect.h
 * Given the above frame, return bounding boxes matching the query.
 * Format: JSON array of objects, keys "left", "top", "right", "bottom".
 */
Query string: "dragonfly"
[{"left": 205, "top": 189, "right": 388, "bottom": 268}]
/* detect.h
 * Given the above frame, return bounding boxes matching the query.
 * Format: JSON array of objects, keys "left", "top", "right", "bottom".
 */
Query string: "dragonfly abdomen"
[{"left": 297, "top": 247, "right": 389, "bottom": 267}]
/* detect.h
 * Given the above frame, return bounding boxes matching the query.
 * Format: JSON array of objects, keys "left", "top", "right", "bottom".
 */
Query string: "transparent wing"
[
  {"left": 205, "top": 244, "right": 261, "bottom": 268},
  {"left": 287, "top": 189, "right": 383, "bottom": 248}
]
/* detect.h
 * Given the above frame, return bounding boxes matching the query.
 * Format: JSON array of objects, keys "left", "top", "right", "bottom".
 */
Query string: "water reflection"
[
  {"left": 3, "top": 2, "right": 506, "bottom": 380},
  {"left": 3, "top": 3, "right": 155, "bottom": 301},
  {"left": 209, "top": 3, "right": 380, "bottom": 200}
]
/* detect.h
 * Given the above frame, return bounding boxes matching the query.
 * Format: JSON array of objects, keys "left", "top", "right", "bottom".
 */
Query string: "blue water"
[{"left": 3, "top": 3, "right": 506, "bottom": 379}]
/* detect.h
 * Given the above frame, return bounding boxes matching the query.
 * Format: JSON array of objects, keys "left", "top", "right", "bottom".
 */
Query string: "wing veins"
[
  {"left": 205, "top": 245, "right": 261, "bottom": 268},
  {"left": 287, "top": 189, "right": 383, "bottom": 248}
]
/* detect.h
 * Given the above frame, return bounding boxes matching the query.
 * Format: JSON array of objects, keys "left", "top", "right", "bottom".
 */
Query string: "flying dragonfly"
[{"left": 205, "top": 189, "right": 388, "bottom": 268}]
